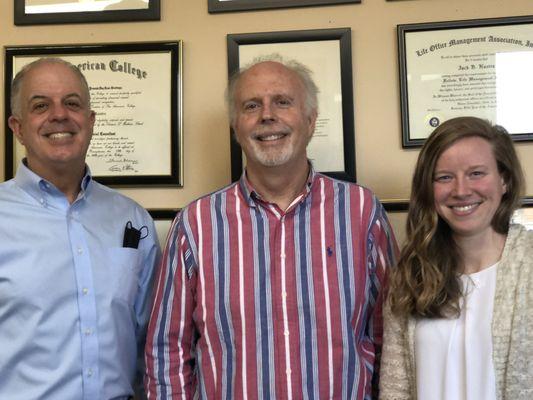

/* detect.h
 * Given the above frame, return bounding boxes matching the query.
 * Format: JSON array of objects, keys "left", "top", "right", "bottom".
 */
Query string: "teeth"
[
  {"left": 48, "top": 132, "right": 72, "bottom": 140},
  {"left": 259, "top": 134, "right": 284, "bottom": 141},
  {"left": 453, "top": 204, "right": 476, "bottom": 212}
]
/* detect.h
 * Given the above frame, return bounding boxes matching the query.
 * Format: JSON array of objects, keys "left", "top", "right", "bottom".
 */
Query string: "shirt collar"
[
  {"left": 14, "top": 160, "right": 93, "bottom": 203},
  {"left": 238, "top": 162, "right": 317, "bottom": 208}
]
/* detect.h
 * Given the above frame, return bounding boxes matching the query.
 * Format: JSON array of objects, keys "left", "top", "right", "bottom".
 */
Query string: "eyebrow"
[
  {"left": 434, "top": 164, "right": 489, "bottom": 174},
  {"left": 242, "top": 93, "right": 295, "bottom": 102},
  {"left": 28, "top": 93, "right": 84, "bottom": 103}
]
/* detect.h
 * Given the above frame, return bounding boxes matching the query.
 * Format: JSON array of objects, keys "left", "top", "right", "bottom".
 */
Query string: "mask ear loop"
[{"left": 139, "top": 225, "right": 149, "bottom": 239}]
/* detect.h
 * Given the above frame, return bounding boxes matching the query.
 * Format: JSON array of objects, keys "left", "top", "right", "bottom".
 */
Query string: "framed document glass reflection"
[
  {"left": 227, "top": 28, "right": 356, "bottom": 182},
  {"left": 14, "top": 0, "right": 160, "bottom": 25},
  {"left": 4, "top": 41, "right": 183, "bottom": 186},
  {"left": 398, "top": 15, "right": 533, "bottom": 147}
]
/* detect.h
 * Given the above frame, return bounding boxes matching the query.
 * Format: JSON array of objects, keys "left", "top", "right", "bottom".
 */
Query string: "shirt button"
[
  {"left": 77, "top": 247, "right": 83, "bottom": 255},
  {"left": 87, "top": 368, "right": 93, "bottom": 377},
  {"left": 280, "top": 253, "right": 286, "bottom": 259},
  {"left": 84, "top": 328, "right": 92, "bottom": 336},
  {"left": 282, "top": 292, "right": 287, "bottom": 299},
  {"left": 286, "top": 369, "right": 291, "bottom": 375},
  {"left": 82, "top": 288, "right": 89, "bottom": 295},
  {"left": 284, "top": 330, "right": 290, "bottom": 336}
]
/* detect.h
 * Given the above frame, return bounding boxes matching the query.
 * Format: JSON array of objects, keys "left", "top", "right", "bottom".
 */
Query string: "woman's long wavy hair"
[{"left": 389, "top": 117, "right": 524, "bottom": 318}]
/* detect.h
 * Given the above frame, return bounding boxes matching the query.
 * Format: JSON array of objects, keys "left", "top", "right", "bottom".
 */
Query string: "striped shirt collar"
[{"left": 238, "top": 162, "right": 316, "bottom": 210}]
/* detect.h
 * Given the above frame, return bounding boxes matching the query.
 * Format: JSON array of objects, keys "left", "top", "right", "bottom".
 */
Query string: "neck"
[
  {"left": 246, "top": 159, "right": 310, "bottom": 211},
  {"left": 27, "top": 161, "right": 85, "bottom": 204},
  {"left": 454, "top": 229, "right": 507, "bottom": 274}
]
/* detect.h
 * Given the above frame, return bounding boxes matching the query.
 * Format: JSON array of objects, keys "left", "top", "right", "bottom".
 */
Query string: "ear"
[
  {"left": 8, "top": 115, "right": 24, "bottom": 145},
  {"left": 501, "top": 175, "right": 507, "bottom": 194},
  {"left": 307, "top": 109, "right": 318, "bottom": 139}
]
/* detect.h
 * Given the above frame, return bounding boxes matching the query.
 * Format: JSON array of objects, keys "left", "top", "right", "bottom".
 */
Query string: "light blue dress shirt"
[{"left": 0, "top": 162, "right": 160, "bottom": 400}]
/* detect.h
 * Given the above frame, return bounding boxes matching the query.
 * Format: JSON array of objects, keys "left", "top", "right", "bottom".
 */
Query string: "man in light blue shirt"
[{"left": 0, "top": 57, "right": 160, "bottom": 399}]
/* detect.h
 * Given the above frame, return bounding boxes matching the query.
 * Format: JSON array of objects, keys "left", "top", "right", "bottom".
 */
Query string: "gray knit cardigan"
[{"left": 379, "top": 224, "right": 533, "bottom": 400}]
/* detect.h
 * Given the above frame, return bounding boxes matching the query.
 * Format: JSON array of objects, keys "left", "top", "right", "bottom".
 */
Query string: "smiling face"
[
  {"left": 433, "top": 136, "right": 507, "bottom": 240},
  {"left": 232, "top": 61, "right": 316, "bottom": 174},
  {"left": 8, "top": 61, "right": 95, "bottom": 180}
]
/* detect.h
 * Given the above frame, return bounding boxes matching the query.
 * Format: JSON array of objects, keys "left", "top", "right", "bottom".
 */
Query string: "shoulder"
[
  {"left": 315, "top": 173, "right": 382, "bottom": 205},
  {"left": 168, "top": 181, "right": 240, "bottom": 234},
  {"left": 506, "top": 224, "right": 533, "bottom": 254},
  {"left": 89, "top": 180, "right": 153, "bottom": 222},
  {"left": 0, "top": 179, "right": 30, "bottom": 210},
  {"left": 179, "top": 181, "right": 240, "bottom": 217},
  {"left": 500, "top": 224, "right": 533, "bottom": 290},
  {"left": 0, "top": 179, "right": 19, "bottom": 196}
]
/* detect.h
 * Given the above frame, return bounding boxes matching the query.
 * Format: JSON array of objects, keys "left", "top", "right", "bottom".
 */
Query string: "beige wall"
[{"left": 1, "top": 0, "right": 532, "bottom": 243}]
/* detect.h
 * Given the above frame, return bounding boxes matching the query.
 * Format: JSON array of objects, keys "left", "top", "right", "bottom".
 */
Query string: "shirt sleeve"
[
  {"left": 379, "top": 304, "right": 412, "bottom": 400},
  {"left": 144, "top": 210, "right": 198, "bottom": 399},
  {"left": 366, "top": 198, "right": 399, "bottom": 398}
]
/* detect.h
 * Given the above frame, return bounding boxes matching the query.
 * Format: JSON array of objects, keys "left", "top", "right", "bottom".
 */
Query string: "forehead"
[
  {"left": 21, "top": 62, "right": 86, "bottom": 99},
  {"left": 235, "top": 62, "right": 305, "bottom": 99},
  {"left": 437, "top": 136, "right": 496, "bottom": 166}
]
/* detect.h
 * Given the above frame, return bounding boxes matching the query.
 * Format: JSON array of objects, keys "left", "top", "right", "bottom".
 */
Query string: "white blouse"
[{"left": 415, "top": 263, "right": 498, "bottom": 400}]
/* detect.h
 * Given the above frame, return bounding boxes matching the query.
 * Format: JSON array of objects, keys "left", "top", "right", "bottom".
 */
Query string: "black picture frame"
[
  {"left": 208, "top": 0, "right": 360, "bottom": 13},
  {"left": 4, "top": 41, "right": 183, "bottom": 187},
  {"left": 148, "top": 208, "right": 180, "bottom": 246},
  {"left": 227, "top": 28, "right": 356, "bottom": 182},
  {"left": 398, "top": 15, "right": 533, "bottom": 147},
  {"left": 14, "top": 0, "right": 160, "bottom": 25}
]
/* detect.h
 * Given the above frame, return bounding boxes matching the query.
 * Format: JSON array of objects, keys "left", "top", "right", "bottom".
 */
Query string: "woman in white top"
[{"left": 379, "top": 117, "right": 532, "bottom": 400}]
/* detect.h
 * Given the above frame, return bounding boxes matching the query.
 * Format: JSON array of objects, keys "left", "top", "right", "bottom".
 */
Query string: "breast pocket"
[{"left": 105, "top": 247, "right": 141, "bottom": 304}]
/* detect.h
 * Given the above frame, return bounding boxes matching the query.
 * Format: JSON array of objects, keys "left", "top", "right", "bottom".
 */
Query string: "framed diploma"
[
  {"left": 227, "top": 28, "right": 356, "bottom": 182},
  {"left": 398, "top": 15, "right": 533, "bottom": 147},
  {"left": 4, "top": 41, "right": 183, "bottom": 186},
  {"left": 208, "top": 0, "right": 360, "bottom": 13},
  {"left": 14, "top": 0, "right": 160, "bottom": 25}
]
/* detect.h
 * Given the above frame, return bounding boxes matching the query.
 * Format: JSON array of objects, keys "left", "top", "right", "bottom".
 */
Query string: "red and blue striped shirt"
[{"left": 145, "top": 169, "right": 398, "bottom": 399}]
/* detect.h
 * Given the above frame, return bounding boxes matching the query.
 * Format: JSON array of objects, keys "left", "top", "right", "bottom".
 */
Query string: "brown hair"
[{"left": 389, "top": 116, "right": 525, "bottom": 318}]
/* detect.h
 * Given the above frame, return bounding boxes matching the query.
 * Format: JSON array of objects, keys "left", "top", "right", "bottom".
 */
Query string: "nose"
[
  {"left": 48, "top": 103, "right": 68, "bottom": 122},
  {"left": 452, "top": 176, "right": 472, "bottom": 197},
  {"left": 260, "top": 102, "right": 276, "bottom": 123}
]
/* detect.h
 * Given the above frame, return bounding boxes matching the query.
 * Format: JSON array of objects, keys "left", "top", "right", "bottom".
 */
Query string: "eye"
[
  {"left": 243, "top": 101, "right": 260, "bottom": 112},
  {"left": 469, "top": 170, "right": 487, "bottom": 180},
  {"left": 31, "top": 102, "right": 48, "bottom": 113},
  {"left": 65, "top": 99, "right": 82, "bottom": 110},
  {"left": 434, "top": 174, "right": 452, "bottom": 183},
  {"left": 276, "top": 97, "right": 292, "bottom": 107}
]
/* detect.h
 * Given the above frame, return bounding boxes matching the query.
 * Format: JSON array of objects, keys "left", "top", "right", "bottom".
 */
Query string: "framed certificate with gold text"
[
  {"left": 4, "top": 41, "right": 183, "bottom": 186},
  {"left": 398, "top": 15, "right": 533, "bottom": 147}
]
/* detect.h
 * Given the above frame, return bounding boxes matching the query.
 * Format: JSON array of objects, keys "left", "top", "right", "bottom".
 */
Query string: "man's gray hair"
[
  {"left": 10, "top": 57, "right": 91, "bottom": 117},
  {"left": 226, "top": 54, "right": 319, "bottom": 124}
]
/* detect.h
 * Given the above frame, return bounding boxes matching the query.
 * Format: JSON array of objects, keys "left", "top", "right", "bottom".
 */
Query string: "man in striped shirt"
[{"left": 145, "top": 55, "right": 398, "bottom": 399}]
